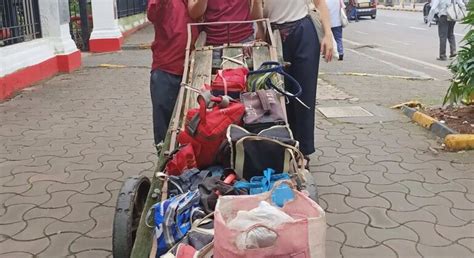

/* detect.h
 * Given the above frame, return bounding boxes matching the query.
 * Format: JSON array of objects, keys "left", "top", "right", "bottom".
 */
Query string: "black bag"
[{"left": 226, "top": 124, "right": 298, "bottom": 180}]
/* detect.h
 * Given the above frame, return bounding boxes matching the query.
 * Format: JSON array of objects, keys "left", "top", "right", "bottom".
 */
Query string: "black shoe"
[
  {"left": 449, "top": 53, "right": 457, "bottom": 58},
  {"left": 304, "top": 156, "right": 310, "bottom": 170},
  {"left": 338, "top": 54, "right": 344, "bottom": 61},
  {"left": 437, "top": 56, "right": 447, "bottom": 61}
]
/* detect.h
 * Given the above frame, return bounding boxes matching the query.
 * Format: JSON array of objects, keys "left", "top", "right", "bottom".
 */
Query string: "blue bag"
[
  {"left": 148, "top": 190, "right": 203, "bottom": 257},
  {"left": 234, "top": 168, "right": 290, "bottom": 194}
]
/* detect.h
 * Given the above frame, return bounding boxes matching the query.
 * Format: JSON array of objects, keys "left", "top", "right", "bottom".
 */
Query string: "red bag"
[
  {"left": 178, "top": 93, "right": 245, "bottom": 168},
  {"left": 165, "top": 144, "right": 197, "bottom": 176},
  {"left": 210, "top": 67, "right": 249, "bottom": 99}
]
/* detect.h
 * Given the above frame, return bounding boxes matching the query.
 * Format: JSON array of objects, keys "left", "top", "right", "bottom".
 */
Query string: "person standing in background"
[
  {"left": 254, "top": 0, "right": 334, "bottom": 165},
  {"left": 327, "top": 0, "right": 345, "bottom": 60},
  {"left": 147, "top": 0, "right": 197, "bottom": 151},
  {"left": 349, "top": 0, "right": 359, "bottom": 22},
  {"left": 428, "top": 0, "right": 466, "bottom": 60}
]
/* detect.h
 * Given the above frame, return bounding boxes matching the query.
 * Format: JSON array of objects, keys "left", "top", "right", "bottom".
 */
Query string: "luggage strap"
[{"left": 248, "top": 62, "right": 309, "bottom": 109}]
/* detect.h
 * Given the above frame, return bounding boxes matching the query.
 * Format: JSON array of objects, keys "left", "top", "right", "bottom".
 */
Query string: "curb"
[
  {"left": 444, "top": 135, "right": 474, "bottom": 151},
  {"left": 401, "top": 105, "right": 474, "bottom": 151},
  {"left": 378, "top": 6, "right": 423, "bottom": 12}
]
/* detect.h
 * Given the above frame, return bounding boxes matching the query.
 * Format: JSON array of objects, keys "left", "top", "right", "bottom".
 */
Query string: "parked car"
[{"left": 345, "top": 0, "right": 378, "bottom": 19}]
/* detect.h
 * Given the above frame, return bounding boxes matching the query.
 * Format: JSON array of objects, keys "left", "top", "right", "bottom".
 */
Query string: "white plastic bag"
[{"left": 227, "top": 201, "right": 294, "bottom": 249}]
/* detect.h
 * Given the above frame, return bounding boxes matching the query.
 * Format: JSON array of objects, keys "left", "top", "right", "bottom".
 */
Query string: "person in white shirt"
[
  {"left": 326, "top": 0, "right": 345, "bottom": 60},
  {"left": 428, "top": 0, "right": 466, "bottom": 60},
  {"left": 253, "top": 0, "right": 334, "bottom": 163}
]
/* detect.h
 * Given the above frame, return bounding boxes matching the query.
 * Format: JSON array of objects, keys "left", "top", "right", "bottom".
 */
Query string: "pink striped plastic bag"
[{"left": 214, "top": 182, "right": 326, "bottom": 258}]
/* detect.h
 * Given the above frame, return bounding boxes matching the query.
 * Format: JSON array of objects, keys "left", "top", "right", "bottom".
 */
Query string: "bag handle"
[
  {"left": 241, "top": 223, "right": 279, "bottom": 237},
  {"left": 190, "top": 212, "right": 214, "bottom": 229},
  {"left": 217, "top": 70, "right": 228, "bottom": 96},
  {"left": 256, "top": 90, "right": 272, "bottom": 112},
  {"left": 188, "top": 92, "right": 230, "bottom": 135},
  {"left": 248, "top": 62, "right": 303, "bottom": 98},
  {"left": 238, "top": 135, "right": 306, "bottom": 164},
  {"left": 234, "top": 134, "right": 306, "bottom": 190}
]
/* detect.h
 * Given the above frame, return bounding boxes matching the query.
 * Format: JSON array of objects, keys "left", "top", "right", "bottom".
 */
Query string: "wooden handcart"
[{"left": 112, "top": 19, "right": 318, "bottom": 258}]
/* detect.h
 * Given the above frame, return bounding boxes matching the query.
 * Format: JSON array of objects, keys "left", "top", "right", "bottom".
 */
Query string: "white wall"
[{"left": 0, "top": 0, "right": 78, "bottom": 77}]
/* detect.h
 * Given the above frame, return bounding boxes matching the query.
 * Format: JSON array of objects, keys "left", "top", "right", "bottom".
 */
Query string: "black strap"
[{"left": 248, "top": 61, "right": 303, "bottom": 98}]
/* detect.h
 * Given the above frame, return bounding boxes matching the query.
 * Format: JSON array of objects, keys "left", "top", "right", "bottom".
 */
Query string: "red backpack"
[{"left": 178, "top": 93, "right": 245, "bottom": 168}]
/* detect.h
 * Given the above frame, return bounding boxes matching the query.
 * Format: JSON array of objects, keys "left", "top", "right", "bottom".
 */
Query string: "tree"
[{"left": 444, "top": 1, "right": 474, "bottom": 105}]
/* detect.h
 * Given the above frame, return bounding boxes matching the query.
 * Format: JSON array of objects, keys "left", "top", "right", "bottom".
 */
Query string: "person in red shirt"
[
  {"left": 147, "top": 0, "right": 197, "bottom": 149},
  {"left": 187, "top": 0, "right": 258, "bottom": 45}
]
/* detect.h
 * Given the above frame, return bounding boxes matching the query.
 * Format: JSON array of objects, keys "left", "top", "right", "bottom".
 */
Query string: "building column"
[
  {"left": 39, "top": 0, "right": 81, "bottom": 72},
  {"left": 89, "top": 0, "right": 123, "bottom": 52}
]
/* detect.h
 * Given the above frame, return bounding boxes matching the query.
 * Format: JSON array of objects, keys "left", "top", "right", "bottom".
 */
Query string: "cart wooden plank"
[
  {"left": 131, "top": 36, "right": 213, "bottom": 258},
  {"left": 222, "top": 47, "right": 244, "bottom": 68},
  {"left": 191, "top": 49, "right": 213, "bottom": 88},
  {"left": 252, "top": 44, "right": 270, "bottom": 69}
]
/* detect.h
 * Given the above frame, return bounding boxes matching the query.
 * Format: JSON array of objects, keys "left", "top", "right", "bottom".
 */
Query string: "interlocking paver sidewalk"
[{"left": 1, "top": 24, "right": 473, "bottom": 257}]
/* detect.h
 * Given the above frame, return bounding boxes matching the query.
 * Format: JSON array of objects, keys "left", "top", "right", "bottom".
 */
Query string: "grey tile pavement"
[{"left": 1, "top": 24, "right": 473, "bottom": 257}]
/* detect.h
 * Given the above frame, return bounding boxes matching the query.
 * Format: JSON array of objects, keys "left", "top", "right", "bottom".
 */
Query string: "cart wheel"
[{"left": 113, "top": 175, "right": 151, "bottom": 258}]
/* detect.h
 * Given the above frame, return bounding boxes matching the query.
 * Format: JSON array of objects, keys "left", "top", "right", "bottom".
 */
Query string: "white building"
[{"left": 0, "top": 0, "right": 148, "bottom": 100}]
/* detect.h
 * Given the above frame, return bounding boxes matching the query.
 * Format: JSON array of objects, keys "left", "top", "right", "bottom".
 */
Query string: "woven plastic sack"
[{"left": 214, "top": 181, "right": 326, "bottom": 258}]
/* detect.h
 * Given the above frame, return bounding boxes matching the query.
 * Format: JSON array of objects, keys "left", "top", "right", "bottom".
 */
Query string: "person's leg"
[
  {"left": 150, "top": 69, "right": 182, "bottom": 146},
  {"left": 447, "top": 21, "right": 456, "bottom": 56},
  {"left": 331, "top": 26, "right": 344, "bottom": 59},
  {"left": 282, "top": 17, "right": 320, "bottom": 156},
  {"left": 350, "top": 7, "right": 357, "bottom": 21},
  {"left": 438, "top": 15, "right": 448, "bottom": 59}
]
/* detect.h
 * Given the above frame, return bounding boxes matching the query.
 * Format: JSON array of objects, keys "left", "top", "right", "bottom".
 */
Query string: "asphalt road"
[{"left": 336, "top": 9, "right": 470, "bottom": 80}]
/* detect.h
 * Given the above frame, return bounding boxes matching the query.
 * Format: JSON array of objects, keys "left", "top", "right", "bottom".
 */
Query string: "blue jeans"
[
  {"left": 281, "top": 16, "right": 320, "bottom": 155},
  {"left": 350, "top": 7, "right": 358, "bottom": 21},
  {"left": 150, "top": 69, "right": 182, "bottom": 145},
  {"left": 331, "top": 26, "right": 344, "bottom": 56}
]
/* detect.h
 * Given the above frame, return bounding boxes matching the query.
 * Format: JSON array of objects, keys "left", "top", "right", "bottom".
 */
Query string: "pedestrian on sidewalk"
[
  {"left": 428, "top": 0, "right": 465, "bottom": 60},
  {"left": 254, "top": 0, "right": 334, "bottom": 164},
  {"left": 327, "top": 0, "right": 346, "bottom": 60},
  {"left": 147, "top": 0, "right": 198, "bottom": 150}
]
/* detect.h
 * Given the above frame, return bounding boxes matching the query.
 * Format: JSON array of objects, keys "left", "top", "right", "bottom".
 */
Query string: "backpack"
[
  {"left": 177, "top": 92, "right": 245, "bottom": 168},
  {"left": 148, "top": 190, "right": 204, "bottom": 257}
]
